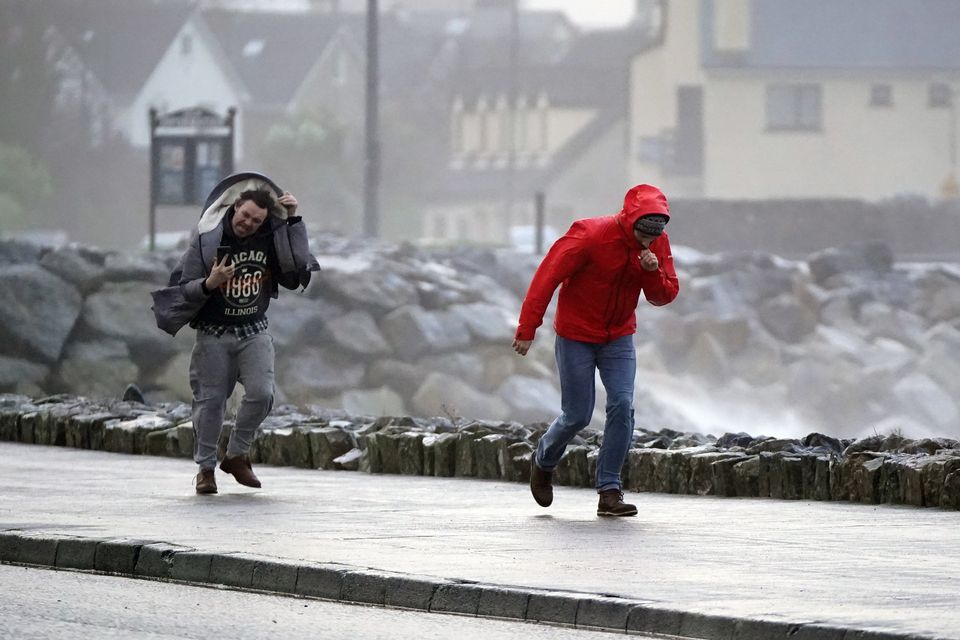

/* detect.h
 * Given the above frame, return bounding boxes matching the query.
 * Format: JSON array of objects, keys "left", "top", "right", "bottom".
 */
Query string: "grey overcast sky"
[{"left": 525, "top": 0, "right": 635, "bottom": 28}]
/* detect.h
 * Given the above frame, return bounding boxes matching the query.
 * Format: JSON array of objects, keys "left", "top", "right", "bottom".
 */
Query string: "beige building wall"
[
  {"left": 704, "top": 73, "right": 958, "bottom": 199},
  {"left": 627, "top": 0, "right": 704, "bottom": 193},
  {"left": 628, "top": 1, "right": 960, "bottom": 200}
]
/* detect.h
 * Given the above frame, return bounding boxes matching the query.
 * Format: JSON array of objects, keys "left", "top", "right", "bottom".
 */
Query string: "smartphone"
[{"left": 216, "top": 245, "right": 232, "bottom": 264}]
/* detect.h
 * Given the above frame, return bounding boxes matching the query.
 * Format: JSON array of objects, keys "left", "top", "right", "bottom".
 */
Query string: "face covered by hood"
[{"left": 616, "top": 184, "right": 670, "bottom": 244}]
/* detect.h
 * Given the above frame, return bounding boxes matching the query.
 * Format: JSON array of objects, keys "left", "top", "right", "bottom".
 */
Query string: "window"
[
  {"left": 539, "top": 100, "right": 549, "bottom": 151},
  {"left": 194, "top": 140, "right": 223, "bottom": 202},
  {"left": 766, "top": 84, "right": 821, "bottom": 131},
  {"left": 159, "top": 142, "right": 186, "bottom": 204},
  {"left": 498, "top": 96, "right": 511, "bottom": 153},
  {"left": 929, "top": 83, "right": 952, "bottom": 108},
  {"left": 515, "top": 97, "right": 528, "bottom": 152},
  {"left": 869, "top": 84, "right": 892, "bottom": 107},
  {"left": 450, "top": 100, "right": 464, "bottom": 154},
  {"left": 476, "top": 98, "right": 489, "bottom": 153}
]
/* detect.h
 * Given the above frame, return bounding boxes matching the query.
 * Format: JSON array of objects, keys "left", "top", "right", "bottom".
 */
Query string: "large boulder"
[
  {"left": 380, "top": 305, "right": 471, "bottom": 360},
  {"left": 325, "top": 310, "right": 392, "bottom": 356},
  {"left": 0, "top": 264, "right": 83, "bottom": 363},
  {"left": 341, "top": 386, "right": 405, "bottom": 416},
  {"left": 447, "top": 302, "right": 516, "bottom": 344},
  {"left": 39, "top": 244, "right": 108, "bottom": 294},
  {"left": 892, "top": 372, "right": 959, "bottom": 432},
  {"left": 757, "top": 294, "right": 818, "bottom": 343},
  {"left": 312, "top": 257, "right": 420, "bottom": 313},
  {"left": 80, "top": 281, "right": 178, "bottom": 367},
  {"left": 807, "top": 242, "right": 894, "bottom": 285},
  {"left": 54, "top": 340, "right": 138, "bottom": 398},
  {"left": 412, "top": 372, "right": 509, "bottom": 421},
  {"left": 279, "top": 347, "right": 365, "bottom": 404},
  {"left": 496, "top": 375, "right": 560, "bottom": 423},
  {"left": 0, "top": 356, "right": 49, "bottom": 391}
]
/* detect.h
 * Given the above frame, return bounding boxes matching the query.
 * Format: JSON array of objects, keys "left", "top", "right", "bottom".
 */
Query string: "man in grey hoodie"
[{"left": 154, "top": 173, "right": 318, "bottom": 495}]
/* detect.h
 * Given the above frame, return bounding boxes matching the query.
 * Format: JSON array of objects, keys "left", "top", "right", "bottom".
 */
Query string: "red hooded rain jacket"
[{"left": 515, "top": 184, "right": 679, "bottom": 343}]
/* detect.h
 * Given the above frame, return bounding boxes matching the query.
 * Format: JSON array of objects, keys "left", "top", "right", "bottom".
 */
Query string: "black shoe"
[
  {"left": 597, "top": 489, "right": 637, "bottom": 517},
  {"left": 529, "top": 456, "right": 553, "bottom": 507}
]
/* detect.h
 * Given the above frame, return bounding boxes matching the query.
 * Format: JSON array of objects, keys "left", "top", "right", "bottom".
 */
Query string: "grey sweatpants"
[{"left": 189, "top": 331, "right": 275, "bottom": 470}]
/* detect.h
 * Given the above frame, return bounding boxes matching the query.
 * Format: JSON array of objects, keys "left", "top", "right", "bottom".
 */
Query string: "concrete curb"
[{"left": 0, "top": 529, "right": 944, "bottom": 640}]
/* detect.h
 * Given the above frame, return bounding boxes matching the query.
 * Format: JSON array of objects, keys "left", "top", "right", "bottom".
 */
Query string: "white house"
[{"left": 51, "top": 2, "right": 247, "bottom": 152}]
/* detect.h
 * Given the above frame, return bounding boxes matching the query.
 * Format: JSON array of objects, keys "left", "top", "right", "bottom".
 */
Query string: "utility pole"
[
  {"left": 504, "top": 0, "right": 519, "bottom": 243},
  {"left": 940, "top": 83, "right": 958, "bottom": 199},
  {"left": 363, "top": 0, "right": 380, "bottom": 237}
]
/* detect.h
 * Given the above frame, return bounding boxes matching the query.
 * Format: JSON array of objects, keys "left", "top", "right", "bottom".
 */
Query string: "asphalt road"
[
  {"left": 2, "top": 443, "right": 959, "bottom": 639},
  {"left": 0, "top": 564, "right": 641, "bottom": 640}
]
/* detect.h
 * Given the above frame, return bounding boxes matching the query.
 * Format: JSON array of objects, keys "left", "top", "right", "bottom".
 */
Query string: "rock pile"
[{"left": 1, "top": 234, "right": 959, "bottom": 440}]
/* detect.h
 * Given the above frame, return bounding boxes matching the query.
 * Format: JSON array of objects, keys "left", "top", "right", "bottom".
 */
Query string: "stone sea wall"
[{"left": 3, "top": 395, "right": 959, "bottom": 509}]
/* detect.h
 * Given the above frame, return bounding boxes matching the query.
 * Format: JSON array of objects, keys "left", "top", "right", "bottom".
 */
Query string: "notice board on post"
[{"left": 148, "top": 106, "right": 235, "bottom": 250}]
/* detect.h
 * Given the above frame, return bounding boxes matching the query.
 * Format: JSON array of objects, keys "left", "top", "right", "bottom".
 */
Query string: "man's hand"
[
  {"left": 512, "top": 338, "right": 533, "bottom": 356},
  {"left": 639, "top": 248, "right": 659, "bottom": 272},
  {"left": 279, "top": 191, "right": 298, "bottom": 216},
  {"left": 205, "top": 255, "right": 235, "bottom": 291}
]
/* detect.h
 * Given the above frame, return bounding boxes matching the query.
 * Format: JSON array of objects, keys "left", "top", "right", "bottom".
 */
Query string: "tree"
[
  {"left": 0, "top": 142, "right": 53, "bottom": 231},
  {"left": 0, "top": 0, "right": 60, "bottom": 154},
  {"left": 258, "top": 109, "right": 362, "bottom": 235}
]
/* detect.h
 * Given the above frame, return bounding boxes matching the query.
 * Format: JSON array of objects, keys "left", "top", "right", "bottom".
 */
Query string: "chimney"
[{"left": 633, "top": 0, "right": 665, "bottom": 39}]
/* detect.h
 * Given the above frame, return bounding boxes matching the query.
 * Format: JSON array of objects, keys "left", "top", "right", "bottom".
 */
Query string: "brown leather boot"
[
  {"left": 195, "top": 468, "right": 217, "bottom": 495},
  {"left": 597, "top": 489, "right": 637, "bottom": 517},
  {"left": 529, "top": 456, "right": 553, "bottom": 507},
  {"left": 220, "top": 455, "right": 261, "bottom": 488}
]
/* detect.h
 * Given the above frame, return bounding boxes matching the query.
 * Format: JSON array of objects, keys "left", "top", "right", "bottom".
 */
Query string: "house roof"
[
  {"left": 701, "top": 0, "right": 960, "bottom": 71},
  {"left": 394, "top": 8, "right": 577, "bottom": 68},
  {"left": 451, "top": 65, "right": 626, "bottom": 109},
  {"left": 451, "top": 26, "right": 653, "bottom": 109},
  {"left": 200, "top": 8, "right": 350, "bottom": 106},
  {"left": 48, "top": 0, "right": 195, "bottom": 97},
  {"left": 202, "top": 9, "right": 452, "bottom": 106}
]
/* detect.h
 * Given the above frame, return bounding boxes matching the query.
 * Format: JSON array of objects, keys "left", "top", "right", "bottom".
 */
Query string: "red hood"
[{"left": 617, "top": 184, "right": 670, "bottom": 228}]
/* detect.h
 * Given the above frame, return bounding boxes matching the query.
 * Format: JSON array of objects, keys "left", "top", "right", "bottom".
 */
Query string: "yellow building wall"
[
  {"left": 628, "top": 0, "right": 705, "bottom": 194},
  {"left": 704, "top": 74, "right": 957, "bottom": 199}
]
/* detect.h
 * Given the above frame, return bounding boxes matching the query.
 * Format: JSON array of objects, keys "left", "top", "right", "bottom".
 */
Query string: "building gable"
[
  {"left": 49, "top": 0, "right": 195, "bottom": 101},
  {"left": 201, "top": 8, "right": 347, "bottom": 108},
  {"left": 124, "top": 16, "right": 247, "bottom": 149}
]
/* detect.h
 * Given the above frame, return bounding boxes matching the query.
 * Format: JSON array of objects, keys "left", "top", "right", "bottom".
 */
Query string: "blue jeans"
[{"left": 535, "top": 335, "right": 636, "bottom": 492}]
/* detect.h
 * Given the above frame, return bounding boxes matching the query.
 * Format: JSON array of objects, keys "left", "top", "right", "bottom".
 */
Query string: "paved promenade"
[{"left": 1, "top": 442, "right": 957, "bottom": 639}]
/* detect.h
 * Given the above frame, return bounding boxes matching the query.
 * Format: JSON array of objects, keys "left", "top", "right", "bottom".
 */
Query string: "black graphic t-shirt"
[{"left": 194, "top": 217, "right": 277, "bottom": 326}]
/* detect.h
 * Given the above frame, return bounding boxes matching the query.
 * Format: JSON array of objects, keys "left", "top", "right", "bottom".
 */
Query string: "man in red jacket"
[{"left": 512, "top": 184, "right": 679, "bottom": 516}]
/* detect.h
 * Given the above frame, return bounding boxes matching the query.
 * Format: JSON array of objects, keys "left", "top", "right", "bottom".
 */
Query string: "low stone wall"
[{"left": 4, "top": 394, "right": 958, "bottom": 510}]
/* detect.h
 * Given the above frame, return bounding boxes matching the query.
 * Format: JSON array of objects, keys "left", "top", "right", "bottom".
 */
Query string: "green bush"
[
  {"left": 0, "top": 142, "right": 52, "bottom": 232},
  {"left": 0, "top": 142, "right": 52, "bottom": 216},
  {"left": 0, "top": 192, "right": 26, "bottom": 231}
]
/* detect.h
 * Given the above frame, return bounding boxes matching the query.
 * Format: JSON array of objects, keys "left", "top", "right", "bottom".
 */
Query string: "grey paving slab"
[{"left": 1, "top": 442, "right": 958, "bottom": 639}]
